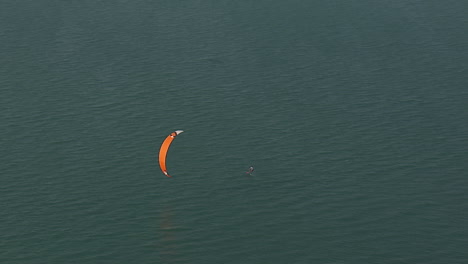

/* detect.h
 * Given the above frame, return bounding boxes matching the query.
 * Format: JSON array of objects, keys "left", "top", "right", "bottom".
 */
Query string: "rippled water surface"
[{"left": 1, "top": 1, "right": 467, "bottom": 263}]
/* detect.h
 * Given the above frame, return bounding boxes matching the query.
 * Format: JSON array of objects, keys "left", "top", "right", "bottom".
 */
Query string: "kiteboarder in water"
[{"left": 246, "top": 166, "right": 254, "bottom": 175}]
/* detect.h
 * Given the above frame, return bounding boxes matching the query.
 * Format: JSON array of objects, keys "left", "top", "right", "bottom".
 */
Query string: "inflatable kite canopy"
[{"left": 158, "top": 130, "right": 184, "bottom": 177}]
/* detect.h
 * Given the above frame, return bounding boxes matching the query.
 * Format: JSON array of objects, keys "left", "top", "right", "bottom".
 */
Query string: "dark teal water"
[{"left": 1, "top": 1, "right": 467, "bottom": 263}]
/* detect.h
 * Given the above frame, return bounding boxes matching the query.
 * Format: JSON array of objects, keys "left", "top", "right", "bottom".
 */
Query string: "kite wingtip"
[{"left": 175, "top": 130, "right": 184, "bottom": 135}]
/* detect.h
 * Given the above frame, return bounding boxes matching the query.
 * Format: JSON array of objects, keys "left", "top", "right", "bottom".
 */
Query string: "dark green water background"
[{"left": 1, "top": 1, "right": 467, "bottom": 263}]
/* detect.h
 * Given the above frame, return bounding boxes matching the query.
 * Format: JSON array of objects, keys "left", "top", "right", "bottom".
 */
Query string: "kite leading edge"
[{"left": 158, "top": 130, "right": 184, "bottom": 177}]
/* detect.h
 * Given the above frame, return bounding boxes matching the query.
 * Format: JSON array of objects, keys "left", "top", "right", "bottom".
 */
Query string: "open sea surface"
[{"left": 1, "top": 1, "right": 467, "bottom": 263}]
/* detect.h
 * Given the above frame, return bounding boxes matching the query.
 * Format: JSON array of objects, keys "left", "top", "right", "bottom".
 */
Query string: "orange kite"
[{"left": 158, "top": 130, "right": 184, "bottom": 177}]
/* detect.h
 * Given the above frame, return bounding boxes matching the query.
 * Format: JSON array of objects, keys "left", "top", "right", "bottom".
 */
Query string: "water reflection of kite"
[
  {"left": 158, "top": 206, "right": 180, "bottom": 263},
  {"left": 158, "top": 130, "right": 184, "bottom": 177}
]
